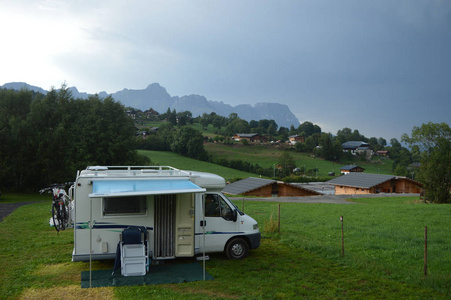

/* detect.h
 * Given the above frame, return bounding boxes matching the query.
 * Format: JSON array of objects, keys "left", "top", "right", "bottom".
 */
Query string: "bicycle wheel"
[
  {"left": 60, "top": 203, "right": 67, "bottom": 231},
  {"left": 52, "top": 203, "right": 60, "bottom": 232}
]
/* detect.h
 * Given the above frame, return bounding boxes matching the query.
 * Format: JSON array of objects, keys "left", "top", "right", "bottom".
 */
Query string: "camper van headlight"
[{"left": 253, "top": 223, "right": 258, "bottom": 230}]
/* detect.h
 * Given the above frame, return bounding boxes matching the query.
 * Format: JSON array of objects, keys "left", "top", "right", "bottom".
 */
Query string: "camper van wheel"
[{"left": 226, "top": 238, "right": 249, "bottom": 259}]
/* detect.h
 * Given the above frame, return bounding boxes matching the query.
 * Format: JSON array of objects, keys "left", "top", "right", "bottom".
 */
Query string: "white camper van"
[{"left": 71, "top": 166, "right": 261, "bottom": 264}]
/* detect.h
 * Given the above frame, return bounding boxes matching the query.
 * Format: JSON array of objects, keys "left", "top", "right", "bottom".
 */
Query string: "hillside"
[
  {"left": 139, "top": 120, "right": 395, "bottom": 179},
  {"left": 138, "top": 150, "right": 258, "bottom": 181},
  {"left": 204, "top": 143, "right": 394, "bottom": 177}
]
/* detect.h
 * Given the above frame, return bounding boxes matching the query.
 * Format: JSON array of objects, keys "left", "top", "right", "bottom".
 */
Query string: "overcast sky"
[{"left": 1, "top": 0, "right": 450, "bottom": 141}]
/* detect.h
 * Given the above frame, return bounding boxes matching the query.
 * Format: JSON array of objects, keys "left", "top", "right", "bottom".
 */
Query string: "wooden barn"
[
  {"left": 340, "top": 165, "right": 365, "bottom": 174},
  {"left": 222, "top": 177, "right": 322, "bottom": 197},
  {"left": 327, "top": 173, "right": 422, "bottom": 195},
  {"left": 288, "top": 135, "right": 305, "bottom": 145},
  {"left": 232, "top": 133, "right": 267, "bottom": 143}
]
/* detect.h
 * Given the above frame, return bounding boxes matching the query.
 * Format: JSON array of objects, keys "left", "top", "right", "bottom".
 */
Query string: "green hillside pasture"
[
  {"left": 205, "top": 143, "right": 394, "bottom": 177},
  {"left": 138, "top": 150, "right": 257, "bottom": 181},
  {"left": 233, "top": 196, "right": 451, "bottom": 295},
  {"left": 191, "top": 123, "right": 217, "bottom": 138},
  {"left": 1, "top": 195, "right": 448, "bottom": 299}
]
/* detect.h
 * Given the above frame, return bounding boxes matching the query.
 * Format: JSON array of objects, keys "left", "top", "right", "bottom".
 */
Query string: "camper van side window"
[
  {"left": 103, "top": 196, "right": 146, "bottom": 215},
  {"left": 204, "top": 194, "right": 234, "bottom": 221}
]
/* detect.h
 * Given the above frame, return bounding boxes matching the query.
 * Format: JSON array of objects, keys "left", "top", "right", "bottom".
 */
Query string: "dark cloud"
[{"left": 1, "top": 0, "right": 450, "bottom": 140}]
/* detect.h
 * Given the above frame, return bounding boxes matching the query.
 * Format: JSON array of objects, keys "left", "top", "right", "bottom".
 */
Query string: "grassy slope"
[
  {"left": 139, "top": 120, "right": 395, "bottom": 177},
  {"left": 138, "top": 150, "right": 258, "bottom": 181},
  {"left": 1, "top": 194, "right": 450, "bottom": 299},
  {"left": 205, "top": 142, "right": 394, "bottom": 177}
]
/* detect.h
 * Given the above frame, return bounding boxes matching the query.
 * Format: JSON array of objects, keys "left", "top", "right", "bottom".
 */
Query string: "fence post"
[
  {"left": 424, "top": 226, "right": 428, "bottom": 278},
  {"left": 341, "top": 216, "right": 344, "bottom": 257}
]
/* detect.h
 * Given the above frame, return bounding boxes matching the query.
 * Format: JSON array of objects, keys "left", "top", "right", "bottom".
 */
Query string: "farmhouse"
[
  {"left": 288, "top": 134, "right": 305, "bottom": 145},
  {"left": 232, "top": 133, "right": 267, "bottom": 143},
  {"left": 222, "top": 177, "right": 322, "bottom": 197},
  {"left": 342, "top": 141, "right": 370, "bottom": 155},
  {"left": 376, "top": 150, "right": 389, "bottom": 156},
  {"left": 340, "top": 165, "right": 365, "bottom": 174},
  {"left": 327, "top": 173, "right": 422, "bottom": 195}
]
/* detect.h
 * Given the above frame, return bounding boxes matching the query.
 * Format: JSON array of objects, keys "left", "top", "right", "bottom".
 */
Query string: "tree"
[
  {"left": 0, "top": 88, "right": 36, "bottom": 189},
  {"left": 416, "top": 138, "right": 451, "bottom": 203},
  {"left": 168, "top": 109, "right": 177, "bottom": 125},
  {"left": 401, "top": 122, "right": 451, "bottom": 153},
  {"left": 277, "top": 151, "right": 297, "bottom": 178},
  {"left": 0, "top": 87, "right": 149, "bottom": 191},
  {"left": 318, "top": 133, "right": 342, "bottom": 161},
  {"left": 378, "top": 137, "right": 387, "bottom": 148},
  {"left": 368, "top": 137, "right": 379, "bottom": 151},
  {"left": 200, "top": 113, "right": 209, "bottom": 129},
  {"left": 223, "top": 118, "right": 250, "bottom": 136},
  {"left": 402, "top": 122, "right": 451, "bottom": 203},
  {"left": 171, "top": 126, "right": 208, "bottom": 160}
]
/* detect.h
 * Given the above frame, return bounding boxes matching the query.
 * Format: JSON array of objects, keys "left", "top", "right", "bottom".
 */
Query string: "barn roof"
[
  {"left": 222, "top": 177, "right": 275, "bottom": 195},
  {"left": 327, "top": 173, "right": 395, "bottom": 189},
  {"left": 235, "top": 133, "right": 259, "bottom": 138},
  {"left": 342, "top": 141, "right": 369, "bottom": 150},
  {"left": 222, "top": 177, "right": 321, "bottom": 195},
  {"left": 340, "top": 165, "right": 365, "bottom": 171}
]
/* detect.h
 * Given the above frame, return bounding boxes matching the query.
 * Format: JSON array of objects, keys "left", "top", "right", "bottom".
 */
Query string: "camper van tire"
[{"left": 226, "top": 237, "right": 249, "bottom": 259}]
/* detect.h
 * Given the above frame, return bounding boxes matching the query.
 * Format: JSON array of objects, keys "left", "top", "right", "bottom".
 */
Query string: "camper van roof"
[
  {"left": 80, "top": 166, "right": 191, "bottom": 178},
  {"left": 78, "top": 166, "right": 226, "bottom": 190}
]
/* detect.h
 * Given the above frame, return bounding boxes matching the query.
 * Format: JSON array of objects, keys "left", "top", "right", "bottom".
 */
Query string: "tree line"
[{"left": 0, "top": 87, "right": 149, "bottom": 191}]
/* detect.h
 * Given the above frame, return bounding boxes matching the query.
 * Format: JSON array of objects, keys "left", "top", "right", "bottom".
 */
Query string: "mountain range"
[{"left": 1, "top": 82, "right": 300, "bottom": 128}]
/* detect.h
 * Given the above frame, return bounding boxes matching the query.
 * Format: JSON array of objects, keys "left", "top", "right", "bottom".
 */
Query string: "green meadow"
[
  {"left": 139, "top": 146, "right": 394, "bottom": 180},
  {"left": 138, "top": 150, "right": 258, "bottom": 180},
  {"left": 204, "top": 143, "right": 394, "bottom": 177},
  {"left": 1, "top": 194, "right": 450, "bottom": 299}
]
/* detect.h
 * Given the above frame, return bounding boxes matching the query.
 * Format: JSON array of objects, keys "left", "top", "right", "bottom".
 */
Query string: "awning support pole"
[
  {"left": 202, "top": 195, "right": 206, "bottom": 281},
  {"left": 89, "top": 197, "right": 92, "bottom": 288}
]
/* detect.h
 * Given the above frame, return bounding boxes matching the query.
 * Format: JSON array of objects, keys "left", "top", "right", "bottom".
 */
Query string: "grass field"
[
  {"left": 138, "top": 150, "right": 258, "bottom": 180},
  {"left": 1, "top": 193, "right": 450, "bottom": 299}
]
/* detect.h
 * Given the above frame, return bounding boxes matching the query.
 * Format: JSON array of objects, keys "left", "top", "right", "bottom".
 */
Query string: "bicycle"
[{"left": 40, "top": 183, "right": 73, "bottom": 232}]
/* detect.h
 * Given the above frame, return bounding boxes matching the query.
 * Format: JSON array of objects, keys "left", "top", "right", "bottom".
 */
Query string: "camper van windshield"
[
  {"left": 103, "top": 196, "right": 146, "bottom": 215},
  {"left": 222, "top": 194, "right": 244, "bottom": 216}
]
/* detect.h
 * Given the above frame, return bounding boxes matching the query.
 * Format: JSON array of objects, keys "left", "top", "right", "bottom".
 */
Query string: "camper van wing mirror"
[{"left": 233, "top": 209, "right": 237, "bottom": 222}]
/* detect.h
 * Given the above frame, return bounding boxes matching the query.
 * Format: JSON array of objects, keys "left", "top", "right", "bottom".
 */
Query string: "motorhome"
[{"left": 71, "top": 166, "right": 261, "bottom": 266}]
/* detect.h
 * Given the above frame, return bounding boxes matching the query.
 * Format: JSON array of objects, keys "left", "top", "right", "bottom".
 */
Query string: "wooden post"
[
  {"left": 424, "top": 226, "right": 428, "bottom": 278},
  {"left": 278, "top": 204, "right": 281, "bottom": 233},
  {"left": 340, "top": 216, "right": 344, "bottom": 257}
]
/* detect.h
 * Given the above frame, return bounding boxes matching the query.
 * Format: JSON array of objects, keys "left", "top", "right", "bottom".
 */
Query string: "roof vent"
[{"left": 87, "top": 166, "right": 108, "bottom": 171}]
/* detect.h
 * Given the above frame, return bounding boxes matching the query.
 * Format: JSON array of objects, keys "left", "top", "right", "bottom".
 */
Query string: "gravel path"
[{"left": 0, "top": 202, "right": 36, "bottom": 222}]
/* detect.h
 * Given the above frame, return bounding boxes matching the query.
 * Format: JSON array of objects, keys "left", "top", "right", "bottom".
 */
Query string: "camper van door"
[{"left": 202, "top": 193, "right": 238, "bottom": 252}]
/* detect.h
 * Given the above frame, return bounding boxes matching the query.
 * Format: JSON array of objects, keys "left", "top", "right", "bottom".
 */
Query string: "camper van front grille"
[{"left": 154, "top": 194, "right": 176, "bottom": 259}]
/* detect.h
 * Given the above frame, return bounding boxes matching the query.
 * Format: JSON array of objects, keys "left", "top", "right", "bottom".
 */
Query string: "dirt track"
[{"left": 0, "top": 202, "right": 35, "bottom": 222}]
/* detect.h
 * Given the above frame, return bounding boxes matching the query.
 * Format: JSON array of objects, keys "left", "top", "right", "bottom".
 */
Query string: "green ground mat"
[{"left": 81, "top": 262, "right": 213, "bottom": 288}]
